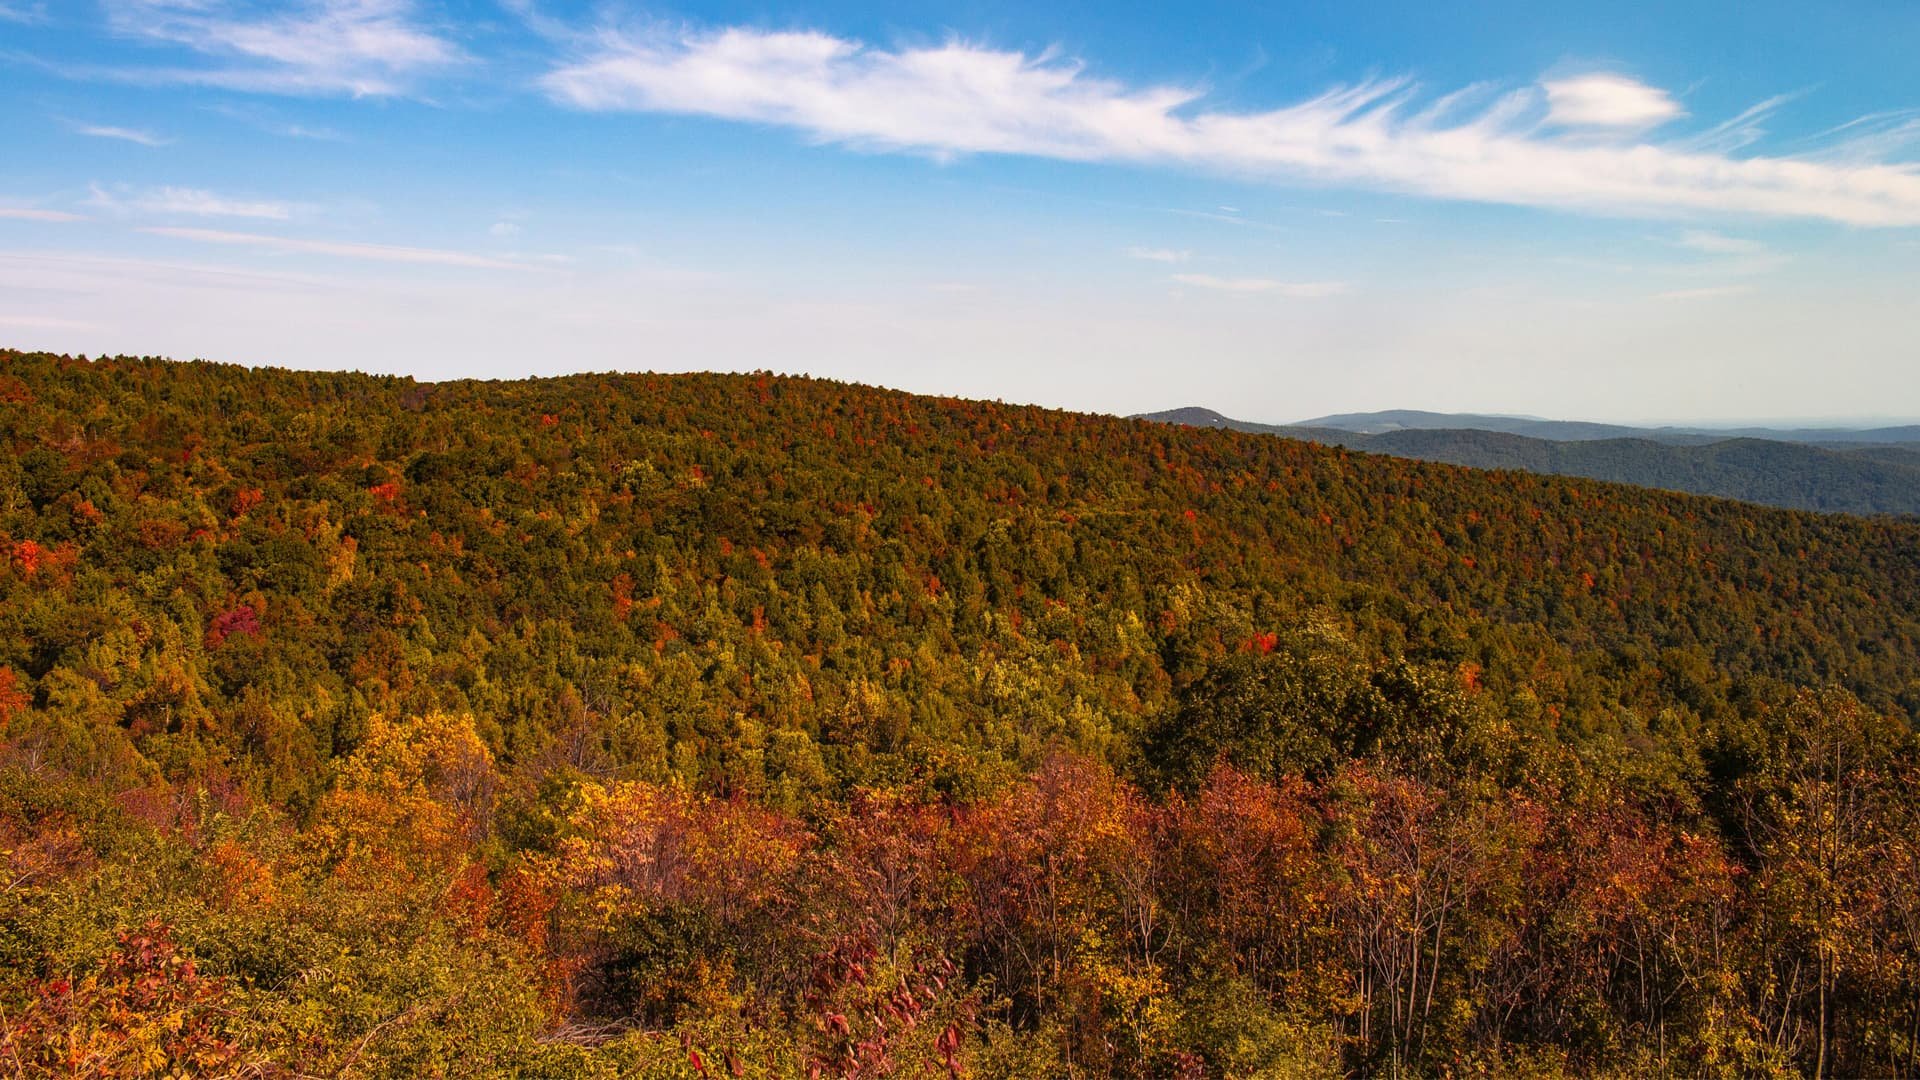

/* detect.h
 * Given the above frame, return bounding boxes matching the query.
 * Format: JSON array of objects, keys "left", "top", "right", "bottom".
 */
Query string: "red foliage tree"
[{"left": 0, "top": 922, "right": 253, "bottom": 1077}]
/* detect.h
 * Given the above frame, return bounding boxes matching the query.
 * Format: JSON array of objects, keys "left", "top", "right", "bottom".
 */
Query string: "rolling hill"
[
  {"left": 1137, "top": 406, "right": 1920, "bottom": 515},
  {"left": 1289, "top": 408, "right": 1920, "bottom": 445},
  {"left": 4, "top": 353, "right": 1919, "bottom": 1077}
]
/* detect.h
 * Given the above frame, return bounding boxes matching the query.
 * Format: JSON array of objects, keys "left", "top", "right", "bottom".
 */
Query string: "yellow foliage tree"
[{"left": 303, "top": 711, "right": 498, "bottom": 889}]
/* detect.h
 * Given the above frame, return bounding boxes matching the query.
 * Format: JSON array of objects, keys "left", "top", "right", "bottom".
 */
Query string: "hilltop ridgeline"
[{"left": 1138, "top": 405, "right": 1920, "bottom": 515}]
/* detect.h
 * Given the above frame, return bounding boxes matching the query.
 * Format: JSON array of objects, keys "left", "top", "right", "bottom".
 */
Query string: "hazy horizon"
[{"left": 13, "top": 342, "right": 1920, "bottom": 432}]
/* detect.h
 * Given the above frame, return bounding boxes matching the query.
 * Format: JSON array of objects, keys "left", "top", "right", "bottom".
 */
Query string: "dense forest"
[
  {"left": 3, "top": 350, "right": 1919, "bottom": 1078},
  {"left": 1287, "top": 409, "right": 1920, "bottom": 445},
  {"left": 1138, "top": 407, "right": 1920, "bottom": 516},
  {"left": 1322, "top": 429, "right": 1920, "bottom": 517}
]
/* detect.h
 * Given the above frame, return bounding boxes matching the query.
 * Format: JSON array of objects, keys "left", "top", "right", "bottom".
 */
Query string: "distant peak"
[{"left": 1132, "top": 406, "right": 1236, "bottom": 427}]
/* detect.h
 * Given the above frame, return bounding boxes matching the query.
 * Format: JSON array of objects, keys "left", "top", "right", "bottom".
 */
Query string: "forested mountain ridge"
[
  {"left": 4, "top": 351, "right": 1919, "bottom": 1077},
  {"left": 1329, "top": 429, "right": 1920, "bottom": 516},
  {"left": 1139, "top": 406, "right": 1920, "bottom": 516},
  {"left": 1288, "top": 407, "right": 1920, "bottom": 445},
  {"left": 1293, "top": 408, "right": 1663, "bottom": 442}
]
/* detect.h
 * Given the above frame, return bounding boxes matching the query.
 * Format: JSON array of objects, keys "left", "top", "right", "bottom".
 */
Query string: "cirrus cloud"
[
  {"left": 140, "top": 226, "right": 536, "bottom": 270},
  {"left": 0, "top": 206, "right": 86, "bottom": 222},
  {"left": 1676, "top": 229, "right": 1766, "bottom": 255},
  {"left": 90, "top": 183, "right": 302, "bottom": 221},
  {"left": 540, "top": 27, "right": 1920, "bottom": 227},
  {"left": 76, "top": 123, "right": 171, "bottom": 146},
  {"left": 1126, "top": 247, "right": 1191, "bottom": 263},
  {"left": 105, "top": 0, "right": 463, "bottom": 97},
  {"left": 1654, "top": 285, "right": 1752, "bottom": 301},
  {"left": 1172, "top": 273, "right": 1348, "bottom": 297}
]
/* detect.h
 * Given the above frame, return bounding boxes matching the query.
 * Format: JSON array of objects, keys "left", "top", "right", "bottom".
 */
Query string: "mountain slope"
[
  {"left": 1342, "top": 429, "right": 1920, "bottom": 516},
  {"left": 1290, "top": 408, "right": 1920, "bottom": 445},
  {"left": 3, "top": 348, "right": 1916, "bottom": 783},
  {"left": 1294, "top": 408, "right": 1666, "bottom": 442},
  {"left": 1133, "top": 405, "right": 1300, "bottom": 436},
  {"left": 5, "top": 352, "right": 1920, "bottom": 1077},
  {"left": 1139, "top": 408, "right": 1920, "bottom": 516}
]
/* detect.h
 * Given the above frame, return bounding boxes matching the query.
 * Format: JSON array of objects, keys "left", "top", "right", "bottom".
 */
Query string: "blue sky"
[{"left": 3, "top": 1, "right": 1919, "bottom": 423}]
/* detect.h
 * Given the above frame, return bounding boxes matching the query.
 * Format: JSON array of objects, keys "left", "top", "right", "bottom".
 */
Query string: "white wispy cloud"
[
  {"left": 1126, "top": 247, "right": 1190, "bottom": 263},
  {"left": 1676, "top": 229, "right": 1765, "bottom": 255},
  {"left": 1675, "top": 94, "right": 1799, "bottom": 155},
  {"left": 1168, "top": 208, "right": 1288, "bottom": 232},
  {"left": 140, "top": 225, "right": 536, "bottom": 269},
  {"left": 1654, "top": 284, "right": 1751, "bottom": 301},
  {"left": 540, "top": 27, "right": 1920, "bottom": 227},
  {"left": 0, "top": 314, "right": 95, "bottom": 330},
  {"left": 1802, "top": 108, "right": 1920, "bottom": 166},
  {"left": 0, "top": 3, "right": 46, "bottom": 24},
  {"left": 0, "top": 249, "right": 348, "bottom": 293},
  {"left": 1542, "top": 73, "right": 1683, "bottom": 129},
  {"left": 0, "top": 206, "right": 86, "bottom": 223},
  {"left": 203, "top": 103, "right": 349, "bottom": 141},
  {"left": 1671, "top": 229, "right": 1789, "bottom": 276},
  {"left": 105, "top": 0, "right": 463, "bottom": 96},
  {"left": 1172, "top": 273, "right": 1347, "bottom": 297},
  {"left": 77, "top": 124, "right": 170, "bottom": 147},
  {"left": 90, "top": 184, "right": 300, "bottom": 221},
  {"left": 489, "top": 221, "right": 522, "bottom": 238}
]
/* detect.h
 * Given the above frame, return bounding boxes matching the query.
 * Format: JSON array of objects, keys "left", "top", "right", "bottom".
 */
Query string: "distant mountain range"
[{"left": 1135, "top": 407, "right": 1920, "bottom": 516}]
